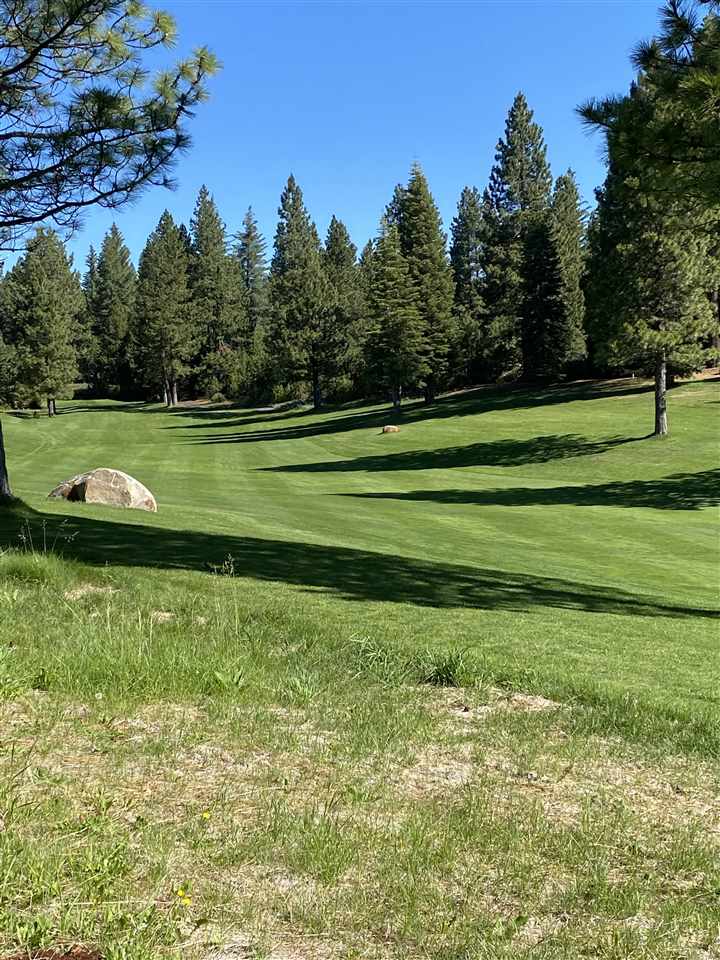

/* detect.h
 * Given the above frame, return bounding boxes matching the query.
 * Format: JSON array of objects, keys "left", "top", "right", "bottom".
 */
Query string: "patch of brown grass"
[{"left": 63, "top": 585, "right": 117, "bottom": 601}]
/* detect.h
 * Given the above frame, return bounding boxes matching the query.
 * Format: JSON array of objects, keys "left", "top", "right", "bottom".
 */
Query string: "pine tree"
[
  {"left": 546, "top": 171, "right": 586, "bottom": 375},
  {"left": 585, "top": 157, "right": 717, "bottom": 436},
  {"left": 134, "top": 211, "right": 197, "bottom": 406},
  {"left": 580, "top": 2, "right": 720, "bottom": 208},
  {"left": 0, "top": 331, "right": 16, "bottom": 405},
  {"left": 234, "top": 208, "right": 269, "bottom": 397},
  {"left": 91, "top": 224, "right": 136, "bottom": 395},
  {"left": 235, "top": 207, "right": 268, "bottom": 333},
  {"left": 394, "top": 164, "right": 454, "bottom": 401},
  {"left": 355, "top": 239, "right": 377, "bottom": 394},
  {"left": 0, "top": 229, "right": 82, "bottom": 414},
  {"left": 366, "top": 220, "right": 427, "bottom": 408},
  {"left": 481, "top": 92, "right": 553, "bottom": 378},
  {"left": 78, "top": 245, "right": 100, "bottom": 386},
  {"left": 450, "top": 186, "right": 486, "bottom": 385},
  {"left": 189, "top": 185, "right": 246, "bottom": 398},
  {"left": 82, "top": 246, "right": 99, "bottom": 305},
  {"left": 323, "top": 215, "right": 362, "bottom": 397},
  {"left": 269, "top": 175, "right": 334, "bottom": 408}
]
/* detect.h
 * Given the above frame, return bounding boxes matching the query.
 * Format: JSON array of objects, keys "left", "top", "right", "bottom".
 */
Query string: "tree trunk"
[
  {"left": 162, "top": 383, "right": 169, "bottom": 406},
  {"left": 654, "top": 355, "right": 668, "bottom": 437},
  {"left": 47, "top": 398, "right": 54, "bottom": 418},
  {"left": 391, "top": 385, "right": 402, "bottom": 410},
  {"left": 0, "top": 418, "right": 11, "bottom": 500},
  {"left": 52, "top": 398, "right": 57, "bottom": 416},
  {"left": 171, "top": 381, "right": 178, "bottom": 406},
  {"left": 424, "top": 382, "right": 436, "bottom": 404}
]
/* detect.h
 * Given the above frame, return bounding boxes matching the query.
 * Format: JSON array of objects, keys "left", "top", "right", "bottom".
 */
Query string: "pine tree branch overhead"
[{"left": 0, "top": 0, "right": 219, "bottom": 250}]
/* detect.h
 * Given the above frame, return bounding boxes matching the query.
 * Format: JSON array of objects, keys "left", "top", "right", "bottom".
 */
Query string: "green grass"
[{"left": 0, "top": 378, "right": 718, "bottom": 959}]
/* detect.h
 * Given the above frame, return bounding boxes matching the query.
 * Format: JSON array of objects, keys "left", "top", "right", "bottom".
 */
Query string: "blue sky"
[{"left": 63, "top": 0, "right": 662, "bottom": 270}]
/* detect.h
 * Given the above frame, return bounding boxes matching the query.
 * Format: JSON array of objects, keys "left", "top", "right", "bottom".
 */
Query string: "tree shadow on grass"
[
  {"left": 0, "top": 502, "right": 715, "bottom": 620},
  {"left": 339, "top": 469, "right": 720, "bottom": 511},
  {"left": 54, "top": 402, "right": 157, "bottom": 415},
  {"left": 170, "top": 381, "right": 656, "bottom": 444},
  {"left": 260, "top": 434, "right": 646, "bottom": 473}
]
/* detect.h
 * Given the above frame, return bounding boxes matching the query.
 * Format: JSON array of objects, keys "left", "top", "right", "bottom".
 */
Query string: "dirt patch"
[
  {"left": 397, "top": 742, "right": 475, "bottom": 797},
  {"left": 151, "top": 610, "right": 175, "bottom": 624},
  {"left": 205, "top": 935, "right": 337, "bottom": 960},
  {"left": 505, "top": 692, "right": 560, "bottom": 712},
  {"left": 4, "top": 949, "right": 102, "bottom": 960},
  {"left": 429, "top": 687, "right": 561, "bottom": 725},
  {"left": 63, "top": 584, "right": 117, "bottom": 601}
]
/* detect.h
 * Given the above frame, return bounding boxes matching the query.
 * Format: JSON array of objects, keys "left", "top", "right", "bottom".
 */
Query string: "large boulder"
[{"left": 49, "top": 468, "right": 157, "bottom": 513}]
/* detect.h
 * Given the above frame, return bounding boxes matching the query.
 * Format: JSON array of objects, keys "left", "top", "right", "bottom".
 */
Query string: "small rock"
[{"left": 382, "top": 424, "right": 400, "bottom": 434}]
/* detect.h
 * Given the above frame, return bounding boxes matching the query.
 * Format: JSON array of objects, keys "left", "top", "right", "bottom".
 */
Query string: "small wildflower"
[
  {"left": 202, "top": 811, "right": 211, "bottom": 820},
  {"left": 182, "top": 896, "right": 192, "bottom": 907},
  {"left": 176, "top": 887, "right": 186, "bottom": 898}
]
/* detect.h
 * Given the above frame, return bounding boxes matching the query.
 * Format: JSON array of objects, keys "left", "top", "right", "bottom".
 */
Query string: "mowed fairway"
[
  {"left": 3, "top": 378, "right": 718, "bottom": 719},
  {"left": 0, "top": 378, "right": 719, "bottom": 960}
]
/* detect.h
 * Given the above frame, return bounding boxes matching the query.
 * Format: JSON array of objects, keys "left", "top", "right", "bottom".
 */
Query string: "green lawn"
[
  {"left": 2, "top": 378, "right": 718, "bottom": 727},
  {"left": 0, "top": 379, "right": 718, "bottom": 959}
]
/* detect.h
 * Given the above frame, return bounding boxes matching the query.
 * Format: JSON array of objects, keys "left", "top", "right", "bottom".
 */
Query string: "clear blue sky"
[{"left": 64, "top": 0, "right": 662, "bottom": 270}]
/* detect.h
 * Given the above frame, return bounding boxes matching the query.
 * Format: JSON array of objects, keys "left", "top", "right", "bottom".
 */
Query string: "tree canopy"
[{"left": 0, "top": 0, "right": 218, "bottom": 250}]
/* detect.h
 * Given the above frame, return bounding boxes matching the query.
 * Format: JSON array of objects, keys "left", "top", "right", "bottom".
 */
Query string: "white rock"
[{"left": 49, "top": 468, "right": 157, "bottom": 512}]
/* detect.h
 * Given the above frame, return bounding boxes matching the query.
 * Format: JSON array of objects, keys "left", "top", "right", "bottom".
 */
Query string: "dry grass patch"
[
  {"left": 2, "top": 689, "right": 718, "bottom": 960},
  {"left": 63, "top": 584, "right": 118, "bottom": 601}
]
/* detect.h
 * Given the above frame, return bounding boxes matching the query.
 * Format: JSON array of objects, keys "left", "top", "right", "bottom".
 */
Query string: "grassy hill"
[{"left": 0, "top": 379, "right": 718, "bottom": 959}]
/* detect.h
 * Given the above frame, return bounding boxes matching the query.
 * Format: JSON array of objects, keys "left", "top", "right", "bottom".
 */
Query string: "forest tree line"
[{"left": 0, "top": 91, "right": 718, "bottom": 423}]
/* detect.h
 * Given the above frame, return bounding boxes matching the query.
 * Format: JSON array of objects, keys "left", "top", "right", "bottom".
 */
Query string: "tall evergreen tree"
[
  {"left": 394, "top": 164, "right": 454, "bottom": 401},
  {"left": 354, "top": 239, "right": 377, "bottom": 395},
  {"left": 91, "top": 224, "right": 136, "bottom": 395},
  {"left": 269, "top": 175, "right": 334, "bottom": 408},
  {"left": 323, "top": 215, "right": 362, "bottom": 396},
  {"left": 82, "top": 246, "right": 99, "bottom": 305},
  {"left": 134, "top": 212, "right": 196, "bottom": 406},
  {"left": 234, "top": 208, "right": 269, "bottom": 396},
  {"left": 585, "top": 153, "right": 717, "bottom": 435},
  {"left": 450, "top": 186, "right": 486, "bottom": 384},
  {"left": 235, "top": 207, "right": 268, "bottom": 333},
  {"left": 78, "top": 245, "right": 100, "bottom": 385},
  {"left": 189, "top": 185, "right": 246, "bottom": 397},
  {"left": 481, "top": 92, "right": 553, "bottom": 378},
  {"left": 366, "top": 220, "right": 427, "bottom": 409},
  {"left": 0, "top": 229, "right": 82, "bottom": 414},
  {"left": 544, "top": 171, "right": 586, "bottom": 376},
  {"left": 0, "top": 331, "right": 15, "bottom": 405}
]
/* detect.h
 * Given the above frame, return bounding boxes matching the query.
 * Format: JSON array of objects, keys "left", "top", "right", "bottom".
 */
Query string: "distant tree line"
[
  {"left": 1, "top": 78, "right": 718, "bottom": 433},
  {"left": 0, "top": 92, "right": 589, "bottom": 413}
]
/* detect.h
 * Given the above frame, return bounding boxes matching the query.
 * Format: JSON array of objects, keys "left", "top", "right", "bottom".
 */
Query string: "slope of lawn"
[
  {"left": 0, "top": 378, "right": 718, "bottom": 960},
  {"left": 1, "top": 378, "right": 717, "bottom": 726}
]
